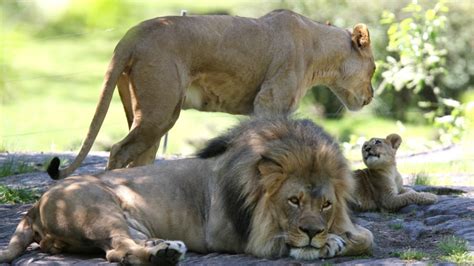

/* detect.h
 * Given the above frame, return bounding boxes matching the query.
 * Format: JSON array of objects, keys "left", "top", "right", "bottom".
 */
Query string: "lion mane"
[{"left": 198, "top": 116, "right": 370, "bottom": 258}]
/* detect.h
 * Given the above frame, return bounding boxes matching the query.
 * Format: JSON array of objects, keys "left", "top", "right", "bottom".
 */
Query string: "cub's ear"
[
  {"left": 386, "top": 134, "right": 402, "bottom": 150},
  {"left": 351, "top": 23, "right": 371, "bottom": 49}
]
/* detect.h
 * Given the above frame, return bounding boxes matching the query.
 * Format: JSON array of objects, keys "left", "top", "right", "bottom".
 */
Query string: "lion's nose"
[{"left": 299, "top": 225, "right": 324, "bottom": 239}]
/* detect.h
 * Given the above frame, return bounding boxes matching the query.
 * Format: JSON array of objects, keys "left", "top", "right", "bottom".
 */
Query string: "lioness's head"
[
  {"left": 200, "top": 116, "right": 353, "bottom": 259},
  {"left": 362, "top": 133, "right": 402, "bottom": 169},
  {"left": 328, "top": 24, "right": 375, "bottom": 111}
]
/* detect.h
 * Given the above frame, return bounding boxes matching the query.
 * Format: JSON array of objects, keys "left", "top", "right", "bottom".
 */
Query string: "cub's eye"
[
  {"left": 288, "top": 197, "right": 300, "bottom": 206},
  {"left": 374, "top": 140, "right": 382, "bottom": 145},
  {"left": 321, "top": 200, "right": 332, "bottom": 210}
]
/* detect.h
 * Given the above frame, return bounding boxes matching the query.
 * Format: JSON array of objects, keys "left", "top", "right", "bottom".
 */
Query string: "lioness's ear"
[
  {"left": 386, "top": 134, "right": 402, "bottom": 150},
  {"left": 351, "top": 23, "right": 370, "bottom": 49}
]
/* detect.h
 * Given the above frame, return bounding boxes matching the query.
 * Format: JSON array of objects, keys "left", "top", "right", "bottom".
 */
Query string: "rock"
[
  {"left": 424, "top": 215, "right": 458, "bottom": 226},
  {"left": 425, "top": 198, "right": 474, "bottom": 216},
  {"left": 412, "top": 185, "right": 467, "bottom": 195},
  {"left": 398, "top": 204, "right": 421, "bottom": 214},
  {"left": 403, "top": 221, "right": 429, "bottom": 240}
]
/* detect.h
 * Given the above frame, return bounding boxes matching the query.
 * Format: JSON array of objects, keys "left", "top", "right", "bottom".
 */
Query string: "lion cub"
[{"left": 352, "top": 134, "right": 437, "bottom": 211}]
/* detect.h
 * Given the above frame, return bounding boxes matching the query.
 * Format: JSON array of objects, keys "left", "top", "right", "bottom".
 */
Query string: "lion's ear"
[
  {"left": 257, "top": 156, "right": 282, "bottom": 176},
  {"left": 351, "top": 23, "right": 370, "bottom": 49},
  {"left": 258, "top": 156, "right": 285, "bottom": 196},
  {"left": 386, "top": 134, "right": 402, "bottom": 150}
]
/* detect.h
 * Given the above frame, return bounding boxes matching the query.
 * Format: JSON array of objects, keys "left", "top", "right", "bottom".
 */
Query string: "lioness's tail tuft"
[
  {"left": 196, "top": 135, "right": 230, "bottom": 159},
  {"left": 47, "top": 157, "right": 61, "bottom": 180}
]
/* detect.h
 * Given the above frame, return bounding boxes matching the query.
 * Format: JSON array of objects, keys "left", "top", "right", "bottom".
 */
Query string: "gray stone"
[
  {"left": 403, "top": 221, "right": 429, "bottom": 240},
  {"left": 398, "top": 204, "right": 421, "bottom": 214},
  {"left": 424, "top": 215, "right": 458, "bottom": 226},
  {"left": 425, "top": 198, "right": 474, "bottom": 216}
]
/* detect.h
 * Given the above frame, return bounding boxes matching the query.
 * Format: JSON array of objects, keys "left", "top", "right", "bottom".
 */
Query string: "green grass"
[
  {"left": 413, "top": 172, "right": 433, "bottom": 186},
  {"left": 438, "top": 236, "right": 474, "bottom": 264},
  {"left": 0, "top": 185, "right": 41, "bottom": 204},
  {"left": 389, "top": 223, "right": 404, "bottom": 230},
  {"left": 394, "top": 249, "right": 428, "bottom": 260},
  {"left": 0, "top": 158, "right": 38, "bottom": 178}
]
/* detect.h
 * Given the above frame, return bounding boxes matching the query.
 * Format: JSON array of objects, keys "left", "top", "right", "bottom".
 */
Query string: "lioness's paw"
[
  {"left": 149, "top": 240, "right": 187, "bottom": 266},
  {"left": 421, "top": 192, "right": 438, "bottom": 204},
  {"left": 321, "top": 234, "right": 346, "bottom": 258}
]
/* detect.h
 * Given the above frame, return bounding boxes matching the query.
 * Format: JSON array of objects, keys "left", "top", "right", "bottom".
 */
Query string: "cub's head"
[
  {"left": 361, "top": 133, "right": 402, "bottom": 169},
  {"left": 200, "top": 116, "right": 353, "bottom": 259},
  {"left": 330, "top": 24, "right": 375, "bottom": 111}
]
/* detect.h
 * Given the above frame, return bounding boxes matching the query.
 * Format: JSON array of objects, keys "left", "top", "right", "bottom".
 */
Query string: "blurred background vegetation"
[{"left": 1, "top": 0, "right": 473, "bottom": 185}]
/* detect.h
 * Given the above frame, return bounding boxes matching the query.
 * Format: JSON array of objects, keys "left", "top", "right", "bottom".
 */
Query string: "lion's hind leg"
[{"left": 106, "top": 237, "right": 187, "bottom": 265}]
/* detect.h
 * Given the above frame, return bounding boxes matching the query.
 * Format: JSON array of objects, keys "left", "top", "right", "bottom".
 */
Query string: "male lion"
[
  {"left": 352, "top": 134, "right": 438, "bottom": 211},
  {"left": 48, "top": 9, "right": 376, "bottom": 179},
  {"left": 2, "top": 116, "right": 373, "bottom": 264}
]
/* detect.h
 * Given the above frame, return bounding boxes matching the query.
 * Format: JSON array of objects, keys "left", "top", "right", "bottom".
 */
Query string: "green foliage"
[
  {"left": 0, "top": 185, "right": 40, "bottom": 204},
  {"left": 389, "top": 223, "right": 403, "bottom": 230},
  {"left": 394, "top": 248, "right": 427, "bottom": 260},
  {"left": 376, "top": 0, "right": 467, "bottom": 144},
  {"left": 41, "top": 0, "right": 132, "bottom": 36},
  {"left": 378, "top": 1, "right": 448, "bottom": 94},
  {"left": 413, "top": 172, "right": 433, "bottom": 186},
  {"left": 0, "top": 158, "right": 37, "bottom": 178},
  {"left": 438, "top": 236, "right": 474, "bottom": 264}
]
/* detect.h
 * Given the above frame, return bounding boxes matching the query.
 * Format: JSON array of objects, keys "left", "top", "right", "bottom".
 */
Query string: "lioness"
[
  {"left": 352, "top": 134, "right": 438, "bottom": 211},
  {"left": 48, "top": 9, "right": 376, "bottom": 179},
  {"left": 1, "top": 116, "right": 373, "bottom": 264}
]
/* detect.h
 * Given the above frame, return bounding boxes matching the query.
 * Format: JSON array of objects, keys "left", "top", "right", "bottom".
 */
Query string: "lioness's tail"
[
  {"left": 0, "top": 216, "right": 34, "bottom": 263},
  {"left": 47, "top": 40, "right": 133, "bottom": 179}
]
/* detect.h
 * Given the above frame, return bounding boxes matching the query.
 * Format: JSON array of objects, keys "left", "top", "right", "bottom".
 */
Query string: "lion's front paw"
[
  {"left": 320, "top": 234, "right": 346, "bottom": 258},
  {"left": 148, "top": 240, "right": 187, "bottom": 266}
]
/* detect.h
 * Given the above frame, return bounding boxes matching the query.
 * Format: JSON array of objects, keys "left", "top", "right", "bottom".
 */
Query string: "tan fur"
[
  {"left": 51, "top": 9, "right": 376, "bottom": 178},
  {"left": 1, "top": 116, "right": 372, "bottom": 264},
  {"left": 352, "top": 134, "right": 438, "bottom": 211}
]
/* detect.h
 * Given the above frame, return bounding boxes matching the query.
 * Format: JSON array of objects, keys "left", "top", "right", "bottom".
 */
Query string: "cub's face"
[
  {"left": 276, "top": 178, "right": 336, "bottom": 260},
  {"left": 330, "top": 24, "right": 375, "bottom": 111},
  {"left": 362, "top": 134, "right": 402, "bottom": 169}
]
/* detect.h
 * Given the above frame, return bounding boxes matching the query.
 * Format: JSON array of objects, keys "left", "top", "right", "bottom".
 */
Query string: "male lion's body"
[
  {"left": 48, "top": 10, "right": 376, "bottom": 179},
  {"left": 2, "top": 116, "right": 373, "bottom": 264},
  {"left": 352, "top": 134, "right": 437, "bottom": 211}
]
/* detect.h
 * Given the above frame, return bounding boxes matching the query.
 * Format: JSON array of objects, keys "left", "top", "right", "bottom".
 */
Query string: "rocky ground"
[{"left": 0, "top": 152, "right": 473, "bottom": 265}]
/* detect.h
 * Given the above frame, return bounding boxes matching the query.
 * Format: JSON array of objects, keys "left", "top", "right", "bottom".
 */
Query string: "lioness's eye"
[
  {"left": 288, "top": 197, "right": 299, "bottom": 206},
  {"left": 374, "top": 140, "right": 382, "bottom": 145},
  {"left": 322, "top": 200, "right": 332, "bottom": 210}
]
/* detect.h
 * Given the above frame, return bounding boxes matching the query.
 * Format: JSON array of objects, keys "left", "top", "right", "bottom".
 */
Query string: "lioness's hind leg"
[{"left": 107, "top": 58, "right": 187, "bottom": 169}]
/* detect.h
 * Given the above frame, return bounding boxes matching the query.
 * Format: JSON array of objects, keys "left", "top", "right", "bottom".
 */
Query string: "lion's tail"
[
  {"left": 47, "top": 40, "right": 133, "bottom": 179},
  {"left": 0, "top": 216, "right": 34, "bottom": 263}
]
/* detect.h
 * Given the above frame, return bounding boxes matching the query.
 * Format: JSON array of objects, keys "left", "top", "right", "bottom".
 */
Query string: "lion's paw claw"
[{"left": 322, "top": 234, "right": 346, "bottom": 258}]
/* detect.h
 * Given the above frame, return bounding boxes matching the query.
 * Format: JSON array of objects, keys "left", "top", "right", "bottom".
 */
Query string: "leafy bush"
[{"left": 376, "top": 0, "right": 448, "bottom": 121}]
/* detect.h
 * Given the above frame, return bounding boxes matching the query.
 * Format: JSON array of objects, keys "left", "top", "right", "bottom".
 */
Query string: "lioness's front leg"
[{"left": 253, "top": 70, "right": 300, "bottom": 114}]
